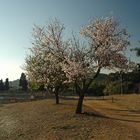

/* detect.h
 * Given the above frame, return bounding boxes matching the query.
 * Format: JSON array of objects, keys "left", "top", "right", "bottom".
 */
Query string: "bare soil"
[{"left": 0, "top": 95, "right": 140, "bottom": 140}]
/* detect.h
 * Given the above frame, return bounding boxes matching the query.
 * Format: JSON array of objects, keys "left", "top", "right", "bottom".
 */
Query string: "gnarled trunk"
[
  {"left": 75, "top": 68, "right": 100, "bottom": 114},
  {"left": 76, "top": 95, "right": 84, "bottom": 114}
]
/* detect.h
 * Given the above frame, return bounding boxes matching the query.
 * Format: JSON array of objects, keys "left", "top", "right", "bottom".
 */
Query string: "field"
[{"left": 0, "top": 94, "right": 140, "bottom": 140}]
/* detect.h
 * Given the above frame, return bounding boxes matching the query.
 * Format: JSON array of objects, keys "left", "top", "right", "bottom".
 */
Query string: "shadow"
[
  {"left": 60, "top": 96, "right": 113, "bottom": 101},
  {"left": 0, "top": 97, "right": 48, "bottom": 104},
  {"left": 84, "top": 96, "right": 120, "bottom": 101},
  {"left": 120, "top": 114, "right": 140, "bottom": 117},
  {"left": 103, "top": 108, "right": 140, "bottom": 113},
  {"left": 83, "top": 111, "right": 107, "bottom": 118},
  {"left": 52, "top": 102, "right": 76, "bottom": 107},
  {"left": 84, "top": 111, "right": 140, "bottom": 123},
  {"left": 108, "top": 116, "right": 140, "bottom": 123},
  {"left": 60, "top": 96, "right": 78, "bottom": 100},
  {"left": 83, "top": 106, "right": 140, "bottom": 123}
]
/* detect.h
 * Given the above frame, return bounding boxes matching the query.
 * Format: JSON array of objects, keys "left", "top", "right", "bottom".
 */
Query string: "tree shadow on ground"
[
  {"left": 103, "top": 108, "right": 140, "bottom": 113},
  {"left": 83, "top": 109, "right": 140, "bottom": 123}
]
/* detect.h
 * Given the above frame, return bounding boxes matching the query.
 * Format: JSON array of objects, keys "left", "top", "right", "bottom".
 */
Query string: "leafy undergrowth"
[{"left": 0, "top": 98, "right": 139, "bottom": 140}]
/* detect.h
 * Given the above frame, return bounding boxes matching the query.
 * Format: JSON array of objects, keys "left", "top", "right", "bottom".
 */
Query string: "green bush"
[
  {"left": 87, "top": 83, "right": 105, "bottom": 96},
  {"left": 104, "top": 81, "right": 135, "bottom": 95}
]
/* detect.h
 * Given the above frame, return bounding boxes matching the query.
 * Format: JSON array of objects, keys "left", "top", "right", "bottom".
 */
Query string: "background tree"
[
  {"left": 130, "top": 41, "right": 140, "bottom": 92},
  {"left": 19, "top": 73, "right": 28, "bottom": 91},
  {"left": 0, "top": 79, "right": 4, "bottom": 91},
  {"left": 133, "top": 48, "right": 140, "bottom": 56},
  {"left": 131, "top": 41, "right": 140, "bottom": 57},
  {"left": 4, "top": 78, "right": 10, "bottom": 90}
]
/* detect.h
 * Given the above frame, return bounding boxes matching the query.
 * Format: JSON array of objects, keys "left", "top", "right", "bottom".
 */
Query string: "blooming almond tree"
[
  {"left": 24, "top": 19, "right": 68, "bottom": 104},
  {"left": 63, "top": 17, "right": 135, "bottom": 114}
]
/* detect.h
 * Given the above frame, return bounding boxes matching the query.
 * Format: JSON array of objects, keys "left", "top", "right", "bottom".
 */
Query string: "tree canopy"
[{"left": 24, "top": 16, "right": 135, "bottom": 113}]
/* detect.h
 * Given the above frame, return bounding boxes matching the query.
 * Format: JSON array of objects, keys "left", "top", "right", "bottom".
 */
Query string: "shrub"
[
  {"left": 87, "top": 83, "right": 105, "bottom": 96},
  {"left": 104, "top": 81, "right": 135, "bottom": 95}
]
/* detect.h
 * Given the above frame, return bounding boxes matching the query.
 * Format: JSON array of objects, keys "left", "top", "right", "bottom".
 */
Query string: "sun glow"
[{"left": 0, "top": 61, "right": 23, "bottom": 81}]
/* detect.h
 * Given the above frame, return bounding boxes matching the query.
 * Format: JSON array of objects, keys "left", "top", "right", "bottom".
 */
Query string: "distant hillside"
[
  {"left": 95, "top": 73, "right": 108, "bottom": 81},
  {"left": 10, "top": 79, "right": 19, "bottom": 89}
]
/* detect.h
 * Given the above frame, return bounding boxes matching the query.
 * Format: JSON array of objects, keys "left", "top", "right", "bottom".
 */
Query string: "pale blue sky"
[{"left": 0, "top": 0, "right": 140, "bottom": 80}]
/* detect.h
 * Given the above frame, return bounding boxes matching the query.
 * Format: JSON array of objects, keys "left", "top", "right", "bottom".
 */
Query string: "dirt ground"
[
  {"left": 0, "top": 95, "right": 140, "bottom": 140},
  {"left": 84, "top": 94, "right": 140, "bottom": 138}
]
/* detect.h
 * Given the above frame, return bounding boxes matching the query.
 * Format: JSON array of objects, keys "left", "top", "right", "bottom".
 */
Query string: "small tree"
[
  {"left": 0, "top": 79, "right": 4, "bottom": 91},
  {"left": 5, "top": 78, "right": 10, "bottom": 90},
  {"left": 134, "top": 48, "right": 140, "bottom": 56},
  {"left": 19, "top": 73, "right": 28, "bottom": 91},
  {"left": 24, "top": 19, "right": 68, "bottom": 104},
  {"left": 131, "top": 41, "right": 140, "bottom": 57}
]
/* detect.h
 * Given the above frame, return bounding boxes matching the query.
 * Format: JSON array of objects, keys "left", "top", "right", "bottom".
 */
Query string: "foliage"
[
  {"left": 133, "top": 48, "right": 140, "bottom": 56},
  {"left": 63, "top": 16, "right": 134, "bottom": 113},
  {"left": 19, "top": 73, "right": 28, "bottom": 91},
  {"left": 24, "top": 16, "right": 135, "bottom": 113},
  {"left": 131, "top": 41, "right": 140, "bottom": 57},
  {"left": 0, "top": 79, "right": 4, "bottom": 91},
  {"left": 0, "top": 78, "right": 10, "bottom": 91},
  {"left": 24, "top": 19, "right": 68, "bottom": 104},
  {"left": 105, "top": 65, "right": 140, "bottom": 94},
  {"left": 137, "top": 83, "right": 140, "bottom": 93},
  {"left": 4, "top": 78, "right": 9, "bottom": 90},
  {"left": 104, "top": 81, "right": 134, "bottom": 95},
  {"left": 87, "top": 82, "right": 105, "bottom": 96}
]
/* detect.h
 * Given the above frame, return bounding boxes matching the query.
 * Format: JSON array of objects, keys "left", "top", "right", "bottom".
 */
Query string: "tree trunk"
[
  {"left": 55, "top": 92, "right": 59, "bottom": 104},
  {"left": 74, "top": 68, "right": 101, "bottom": 114},
  {"left": 76, "top": 95, "right": 84, "bottom": 114}
]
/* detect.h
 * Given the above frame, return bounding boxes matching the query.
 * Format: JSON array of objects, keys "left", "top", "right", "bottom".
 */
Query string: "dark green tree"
[
  {"left": 131, "top": 41, "right": 140, "bottom": 57},
  {"left": 19, "top": 73, "right": 28, "bottom": 91},
  {"left": 4, "top": 78, "right": 10, "bottom": 90},
  {"left": 134, "top": 48, "right": 140, "bottom": 56},
  {"left": 0, "top": 79, "right": 4, "bottom": 91},
  {"left": 130, "top": 42, "right": 140, "bottom": 92}
]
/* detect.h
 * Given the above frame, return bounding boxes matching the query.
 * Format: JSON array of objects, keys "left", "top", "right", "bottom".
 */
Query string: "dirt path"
[{"left": 84, "top": 98, "right": 140, "bottom": 137}]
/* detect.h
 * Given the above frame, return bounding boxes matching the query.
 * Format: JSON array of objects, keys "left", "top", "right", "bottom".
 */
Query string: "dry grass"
[
  {"left": 84, "top": 94, "right": 140, "bottom": 138},
  {"left": 0, "top": 96, "right": 139, "bottom": 140}
]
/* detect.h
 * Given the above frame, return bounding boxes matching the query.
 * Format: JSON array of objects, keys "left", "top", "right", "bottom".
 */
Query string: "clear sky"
[{"left": 0, "top": 0, "right": 140, "bottom": 81}]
